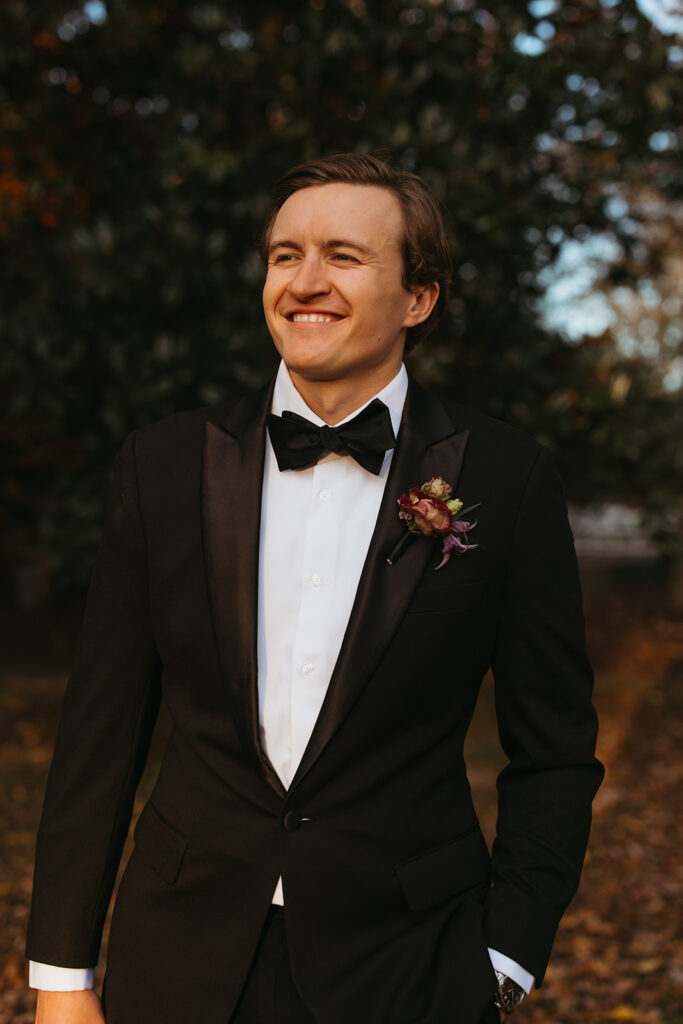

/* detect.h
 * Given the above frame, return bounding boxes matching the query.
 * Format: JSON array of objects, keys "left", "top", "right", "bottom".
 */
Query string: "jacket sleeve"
[
  {"left": 485, "top": 445, "right": 604, "bottom": 984},
  {"left": 26, "top": 431, "right": 162, "bottom": 968}
]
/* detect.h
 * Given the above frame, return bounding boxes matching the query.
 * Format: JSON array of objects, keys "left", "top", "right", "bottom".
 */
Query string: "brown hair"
[{"left": 259, "top": 153, "right": 452, "bottom": 349}]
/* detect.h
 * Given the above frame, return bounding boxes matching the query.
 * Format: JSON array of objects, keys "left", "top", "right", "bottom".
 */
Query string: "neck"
[{"left": 286, "top": 364, "right": 402, "bottom": 425}]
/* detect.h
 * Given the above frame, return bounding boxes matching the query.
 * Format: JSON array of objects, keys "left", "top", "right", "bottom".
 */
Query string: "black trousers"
[
  {"left": 230, "top": 906, "right": 501, "bottom": 1024},
  {"left": 230, "top": 907, "right": 317, "bottom": 1024}
]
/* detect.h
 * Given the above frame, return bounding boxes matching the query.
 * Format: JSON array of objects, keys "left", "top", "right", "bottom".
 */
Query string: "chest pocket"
[{"left": 405, "top": 579, "right": 489, "bottom": 617}]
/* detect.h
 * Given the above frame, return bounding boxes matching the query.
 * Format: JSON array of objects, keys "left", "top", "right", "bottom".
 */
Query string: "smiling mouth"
[{"left": 287, "top": 312, "right": 344, "bottom": 323}]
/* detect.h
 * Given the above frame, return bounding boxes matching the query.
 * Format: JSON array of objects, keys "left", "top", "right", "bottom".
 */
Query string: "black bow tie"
[{"left": 266, "top": 398, "right": 396, "bottom": 475}]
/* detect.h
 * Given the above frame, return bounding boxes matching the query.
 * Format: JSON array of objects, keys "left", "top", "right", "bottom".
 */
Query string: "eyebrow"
[
  {"left": 323, "top": 238, "right": 375, "bottom": 256},
  {"left": 268, "top": 238, "right": 375, "bottom": 257}
]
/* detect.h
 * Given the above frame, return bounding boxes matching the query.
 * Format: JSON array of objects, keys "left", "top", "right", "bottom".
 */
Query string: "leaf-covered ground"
[{"left": 1, "top": 563, "right": 681, "bottom": 1023}]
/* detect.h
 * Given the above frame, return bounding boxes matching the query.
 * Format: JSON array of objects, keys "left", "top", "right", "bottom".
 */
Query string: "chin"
[
  {"left": 283, "top": 358, "right": 339, "bottom": 383},
  {"left": 276, "top": 342, "right": 339, "bottom": 380}
]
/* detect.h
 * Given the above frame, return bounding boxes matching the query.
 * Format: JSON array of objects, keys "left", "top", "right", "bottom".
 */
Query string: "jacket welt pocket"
[
  {"left": 405, "top": 579, "right": 488, "bottom": 617},
  {"left": 133, "top": 803, "right": 188, "bottom": 885},
  {"left": 394, "top": 826, "right": 491, "bottom": 912}
]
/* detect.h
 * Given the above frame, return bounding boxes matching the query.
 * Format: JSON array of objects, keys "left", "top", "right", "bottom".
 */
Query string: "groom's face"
[{"left": 263, "top": 183, "right": 432, "bottom": 388}]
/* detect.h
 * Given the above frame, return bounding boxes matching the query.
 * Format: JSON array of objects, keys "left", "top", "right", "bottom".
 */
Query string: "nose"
[{"left": 287, "top": 254, "right": 331, "bottom": 301}]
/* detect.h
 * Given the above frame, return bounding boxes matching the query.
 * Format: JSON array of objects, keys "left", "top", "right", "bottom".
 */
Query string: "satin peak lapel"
[
  {"left": 202, "top": 378, "right": 285, "bottom": 796},
  {"left": 290, "top": 379, "right": 470, "bottom": 790}
]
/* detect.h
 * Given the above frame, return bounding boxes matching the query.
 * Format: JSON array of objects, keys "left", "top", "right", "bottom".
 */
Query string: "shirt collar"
[{"left": 271, "top": 360, "right": 408, "bottom": 439}]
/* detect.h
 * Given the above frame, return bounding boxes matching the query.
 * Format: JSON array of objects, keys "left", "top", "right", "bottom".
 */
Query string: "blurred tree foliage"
[{"left": 1, "top": 0, "right": 682, "bottom": 592}]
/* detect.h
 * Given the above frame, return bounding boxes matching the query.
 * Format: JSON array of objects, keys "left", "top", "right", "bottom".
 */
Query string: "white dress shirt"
[{"left": 30, "top": 361, "right": 533, "bottom": 996}]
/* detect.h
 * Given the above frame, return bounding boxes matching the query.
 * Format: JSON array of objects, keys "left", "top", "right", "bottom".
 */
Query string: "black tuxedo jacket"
[{"left": 26, "top": 375, "right": 603, "bottom": 1024}]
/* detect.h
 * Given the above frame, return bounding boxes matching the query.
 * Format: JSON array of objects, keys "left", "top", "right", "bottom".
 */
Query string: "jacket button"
[{"left": 283, "top": 810, "right": 303, "bottom": 831}]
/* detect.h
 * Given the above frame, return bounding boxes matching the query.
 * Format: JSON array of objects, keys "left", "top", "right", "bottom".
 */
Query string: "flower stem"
[
  {"left": 458, "top": 502, "right": 481, "bottom": 518},
  {"left": 386, "top": 532, "right": 415, "bottom": 565}
]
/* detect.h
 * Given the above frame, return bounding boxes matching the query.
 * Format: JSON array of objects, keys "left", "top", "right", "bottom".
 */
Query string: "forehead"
[{"left": 270, "top": 183, "right": 404, "bottom": 250}]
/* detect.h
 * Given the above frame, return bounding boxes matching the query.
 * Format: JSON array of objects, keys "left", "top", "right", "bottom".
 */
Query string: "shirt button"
[
  {"left": 319, "top": 489, "right": 331, "bottom": 501},
  {"left": 302, "top": 661, "right": 315, "bottom": 676},
  {"left": 310, "top": 574, "right": 323, "bottom": 587}
]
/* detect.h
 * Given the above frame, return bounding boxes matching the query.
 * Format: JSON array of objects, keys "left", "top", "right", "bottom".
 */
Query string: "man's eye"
[
  {"left": 272, "top": 253, "right": 295, "bottom": 264},
  {"left": 331, "top": 253, "right": 357, "bottom": 262}
]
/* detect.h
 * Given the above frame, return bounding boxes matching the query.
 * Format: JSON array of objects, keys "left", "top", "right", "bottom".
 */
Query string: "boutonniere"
[{"left": 387, "top": 476, "right": 480, "bottom": 569}]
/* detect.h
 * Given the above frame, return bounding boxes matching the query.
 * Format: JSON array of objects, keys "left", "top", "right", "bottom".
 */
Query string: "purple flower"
[{"left": 435, "top": 520, "right": 479, "bottom": 571}]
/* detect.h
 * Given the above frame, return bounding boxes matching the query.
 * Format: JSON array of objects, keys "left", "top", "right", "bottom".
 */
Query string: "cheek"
[
  {"left": 373, "top": 276, "right": 413, "bottom": 319},
  {"left": 263, "top": 270, "right": 285, "bottom": 305}
]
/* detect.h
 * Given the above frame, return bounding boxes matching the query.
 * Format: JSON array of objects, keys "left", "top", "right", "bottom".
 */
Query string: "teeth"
[{"left": 291, "top": 313, "right": 335, "bottom": 323}]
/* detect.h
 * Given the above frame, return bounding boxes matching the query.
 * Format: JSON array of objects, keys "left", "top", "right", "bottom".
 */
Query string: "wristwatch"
[{"left": 493, "top": 970, "right": 526, "bottom": 1012}]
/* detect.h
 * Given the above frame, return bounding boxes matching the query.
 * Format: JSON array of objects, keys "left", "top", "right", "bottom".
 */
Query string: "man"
[{"left": 27, "top": 154, "right": 603, "bottom": 1024}]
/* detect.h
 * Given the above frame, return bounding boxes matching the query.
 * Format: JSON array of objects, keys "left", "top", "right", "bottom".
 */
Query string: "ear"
[{"left": 402, "top": 282, "right": 440, "bottom": 328}]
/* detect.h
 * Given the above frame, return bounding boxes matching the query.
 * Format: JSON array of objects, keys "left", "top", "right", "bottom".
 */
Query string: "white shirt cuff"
[
  {"left": 487, "top": 948, "right": 535, "bottom": 994},
  {"left": 28, "top": 949, "right": 532, "bottom": 996},
  {"left": 28, "top": 962, "right": 95, "bottom": 991}
]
